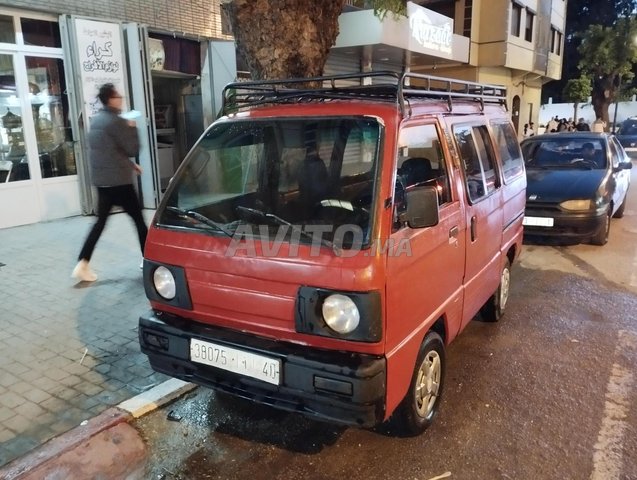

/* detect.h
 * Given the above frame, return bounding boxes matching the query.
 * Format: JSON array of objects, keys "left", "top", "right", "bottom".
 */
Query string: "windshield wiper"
[
  {"left": 235, "top": 206, "right": 341, "bottom": 255},
  {"left": 166, "top": 206, "right": 234, "bottom": 238}
]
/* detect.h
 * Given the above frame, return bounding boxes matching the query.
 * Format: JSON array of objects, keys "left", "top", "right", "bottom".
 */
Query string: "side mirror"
[
  {"left": 614, "top": 161, "right": 633, "bottom": 172},
  {"left": 399, "top": 186, "right": 439, "bottom": 228}
]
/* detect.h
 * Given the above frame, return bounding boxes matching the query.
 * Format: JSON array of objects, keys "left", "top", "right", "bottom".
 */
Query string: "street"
[{"left": 131, "top": 171, "right": 637, "bottom": 480}]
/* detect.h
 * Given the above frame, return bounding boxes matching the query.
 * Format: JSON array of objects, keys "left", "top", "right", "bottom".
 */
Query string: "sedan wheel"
[{"left": 590, "top": 208, "right": 611, "bottom": 246}]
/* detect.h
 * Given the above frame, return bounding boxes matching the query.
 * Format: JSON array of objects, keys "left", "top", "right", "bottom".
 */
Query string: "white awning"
[{"left": 333, "top": 2, "right": 469, "bottom": 69}]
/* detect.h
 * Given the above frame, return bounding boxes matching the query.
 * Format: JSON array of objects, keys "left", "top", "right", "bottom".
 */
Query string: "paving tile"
[
  {"left": 0, "top": 391, "right": 25, "bottom": 409},
  {"left": 0, "top": 212, "right": 162, "bottom": 466}
]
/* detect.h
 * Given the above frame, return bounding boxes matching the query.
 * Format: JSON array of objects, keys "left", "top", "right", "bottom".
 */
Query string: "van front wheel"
[
  {"left": 481, "top": 258, "right": 511, "bottom": 322},
  {"left": 393, "top": 332, "right": 445, "bottom": 436}
]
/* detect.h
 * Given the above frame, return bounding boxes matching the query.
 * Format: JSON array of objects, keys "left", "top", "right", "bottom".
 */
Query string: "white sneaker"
[
  {"left": 140, "top": 257, "right": 144, "bottom": 269},
  {"left": 71, "top": 260, "right": 97, "bottom": 282}
]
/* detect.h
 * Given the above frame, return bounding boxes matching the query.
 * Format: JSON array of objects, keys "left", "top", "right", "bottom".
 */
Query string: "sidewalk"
[{"left": 0, "top": 210, "right": 169, "bottom": 468}]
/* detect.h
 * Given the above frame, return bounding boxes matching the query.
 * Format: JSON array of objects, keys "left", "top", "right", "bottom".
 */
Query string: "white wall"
[{"left": 539, "top": 98, "right": 637, "bottom": 128}]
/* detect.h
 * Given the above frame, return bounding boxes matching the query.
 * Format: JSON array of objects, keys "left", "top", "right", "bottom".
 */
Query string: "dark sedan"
[
  {"left": 520, "top": 132, "right": 632, "bottom": 245},
  {"left": 616, "top": 117, "right": 637, "bottom": 159}
]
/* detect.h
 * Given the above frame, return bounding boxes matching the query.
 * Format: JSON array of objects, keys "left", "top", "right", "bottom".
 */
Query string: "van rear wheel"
[
  {"left": 481, "top": 258, "right": 511, "bottom": 322},
  {"left": 393, "top": 332, "right": 445, "bottom": 436}
]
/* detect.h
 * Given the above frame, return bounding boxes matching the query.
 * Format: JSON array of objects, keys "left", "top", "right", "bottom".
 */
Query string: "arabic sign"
[
  {"left": 74, "top": 18, "right": 128, "bottom": 128},
  {"left": 407, "top": 2, "right": 453, "bottom": 56}
]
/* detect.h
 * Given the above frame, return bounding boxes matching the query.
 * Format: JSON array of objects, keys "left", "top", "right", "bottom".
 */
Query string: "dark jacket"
[{"left": 88, "top": 107, "right": 140, "bottom": 187}]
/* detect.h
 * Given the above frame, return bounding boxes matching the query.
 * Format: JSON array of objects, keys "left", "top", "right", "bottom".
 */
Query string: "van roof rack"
[{"left": 221, "top": 71, "right": 507, "bottom": 117}]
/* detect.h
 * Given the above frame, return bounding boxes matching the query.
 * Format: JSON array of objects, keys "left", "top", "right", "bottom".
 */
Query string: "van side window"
[
  {"left": 491, "top": 122, "right": 524, "bottom": 182},
  {"left": 454, "top": 125, "right": 500, "bottom": 202},
  {"left": 396, "top": 124, "right": 452, "bottom": 205}
]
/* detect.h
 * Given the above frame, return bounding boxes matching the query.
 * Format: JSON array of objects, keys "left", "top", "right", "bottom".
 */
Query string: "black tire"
[
  {"left": 481, "top": 258, "right": 511, "bottom": 322},
  {"left": 613, "top": 193, "right": 628, "bottom": 219},
  {"left": 392, "top": 332, "right": 445, "bottom": 436},
  {"left": 590, "top": 208, "right": 611, "bottom": 245}
]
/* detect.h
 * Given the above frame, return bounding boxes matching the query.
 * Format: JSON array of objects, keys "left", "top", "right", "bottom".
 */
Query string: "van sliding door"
[{"left": 453, "top": 124, "right": 504, "bottom": 329}]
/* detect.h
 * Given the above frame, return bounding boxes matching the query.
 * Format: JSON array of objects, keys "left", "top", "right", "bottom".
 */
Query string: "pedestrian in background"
[
  {"left": 547, "top": 116, "right": 559, "bottom": 133},
  {"left": 576, "top": 118, "right": 591, "bottom": 131},
  {"left": 72, "top": 83, "right": 147, "bottom": 282},
  {"left": 591, "top": 116, "right": 606, "bottom": 133}
]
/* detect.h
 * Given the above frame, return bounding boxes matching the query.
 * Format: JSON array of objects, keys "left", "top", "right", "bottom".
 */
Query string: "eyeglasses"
[{"left": 112, "top": 94, "right": 123, "bottom": 99}]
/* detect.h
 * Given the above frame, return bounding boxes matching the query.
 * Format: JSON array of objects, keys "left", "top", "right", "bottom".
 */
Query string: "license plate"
[
  {"left": 190, "top": 338, "right": 281, "bottom": 385},
  {"left": 523, "top": 216, "right": 554, "bottom": 227}
]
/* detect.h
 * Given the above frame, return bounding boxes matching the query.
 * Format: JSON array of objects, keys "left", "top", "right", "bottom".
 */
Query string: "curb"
[{"left": 0, "top": 379, "right": 196, "bottom": 480}]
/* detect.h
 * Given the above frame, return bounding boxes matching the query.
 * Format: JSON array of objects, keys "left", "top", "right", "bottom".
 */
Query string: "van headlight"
[
  {"left": 322, "top": 294, "right": 360, "bottom": 334},
  {"left": 153, "top": 266, "right": 176, "bottom": 300}
]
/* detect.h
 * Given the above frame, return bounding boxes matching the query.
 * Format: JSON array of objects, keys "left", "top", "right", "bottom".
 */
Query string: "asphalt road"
[{"left": 134, "top": 170, "right": 637, "bottom": 480}]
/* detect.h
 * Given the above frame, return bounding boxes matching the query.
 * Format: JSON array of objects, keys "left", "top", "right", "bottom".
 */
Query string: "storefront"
[
  {"left": 0, "top": 6, "right": 236, "bottom": 229},
  {"left": 0, "top": 9, "right": 80, "bottom": 228}
]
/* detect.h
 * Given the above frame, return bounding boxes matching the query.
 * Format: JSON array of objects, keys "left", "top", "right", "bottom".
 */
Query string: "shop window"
[
  {"left": 26, "top": 56, "right": 76, "bottom": 178},
  {"left": 511, "top": 3, "right": 522, "bottom": 37},
  {"left": 148, "top": 33, "right": 201, "bottom": 75},
  {"left": 0, "top": 15, "right": 15, "bottom": 44},
  {"left": 20, "top": 18, "right": 62, "bottom": 48}
]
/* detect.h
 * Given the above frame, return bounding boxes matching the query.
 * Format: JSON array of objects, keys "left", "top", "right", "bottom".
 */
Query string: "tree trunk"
[
  {"left": 591, "top": 74, "right": 620, "bottom": 131},
  {"left": 573, "top": 102, "right": 579, "bottom": 123},
  {"left": 225, "top": 0, "right": 346, "bottom": 82}
]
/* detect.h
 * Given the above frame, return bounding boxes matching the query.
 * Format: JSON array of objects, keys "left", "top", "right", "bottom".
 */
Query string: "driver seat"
[
  {"left": 399, "top": 157, "right": 435, "bottom": 188},
  {"left": 297, "top": 152, "right": 329, "bottom": 213}
]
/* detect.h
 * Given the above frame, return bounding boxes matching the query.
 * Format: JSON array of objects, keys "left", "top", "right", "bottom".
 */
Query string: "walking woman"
[{"left": 72, "top": 83, "right": 147, "bottom": 282}]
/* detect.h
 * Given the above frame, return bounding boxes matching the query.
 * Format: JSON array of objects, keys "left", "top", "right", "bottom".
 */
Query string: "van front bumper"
[{"left": 139, "top": 311, "right": 386, "bottom": 428}]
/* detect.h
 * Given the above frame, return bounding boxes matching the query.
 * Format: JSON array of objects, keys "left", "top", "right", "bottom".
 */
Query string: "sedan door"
[{"left": 608, "top": 136, "right": 631, "bottom": 213}]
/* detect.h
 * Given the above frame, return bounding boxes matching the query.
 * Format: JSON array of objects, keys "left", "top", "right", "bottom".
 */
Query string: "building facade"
[{"left": 412, "top": 0, "right": 566, "bottom": 136}]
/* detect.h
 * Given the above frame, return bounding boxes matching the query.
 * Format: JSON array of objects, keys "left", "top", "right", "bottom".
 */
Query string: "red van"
[{"left": 139, "top": 72, "right": 526, "bottom": 435}]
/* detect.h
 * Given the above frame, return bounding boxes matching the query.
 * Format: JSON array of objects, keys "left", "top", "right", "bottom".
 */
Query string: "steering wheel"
[
  {"left": 316, "top": 199, "right": 370, "bottom": 223},
  {"left": 570, "top": 158, "right": 597, "bottom": 168}
]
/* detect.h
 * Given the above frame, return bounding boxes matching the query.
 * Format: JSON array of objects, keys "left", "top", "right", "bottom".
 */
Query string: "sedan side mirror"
[
  {"left": 399, "top": 186, "right": 439, "bottom": 228},
  {"left": 614, "top": 161, "right": 633, "bottom": 172}
]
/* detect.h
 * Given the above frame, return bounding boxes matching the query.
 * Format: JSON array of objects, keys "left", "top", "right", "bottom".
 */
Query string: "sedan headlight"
[
  {"left": 322, "top": 294, "right": 360, "bottom": 334},
  {"left": 560, "top": 199, "right": 594, "bottom": 211},
  {"left": 153, "top": 266, "right": 176, "bottom": 300}
]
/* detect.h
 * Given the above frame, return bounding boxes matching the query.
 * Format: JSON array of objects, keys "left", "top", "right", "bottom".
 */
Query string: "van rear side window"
[
  {"left": 454, "top": 125, "right": 500, "bottom": 202},
  {"left": 491, "top": 122, "right": 524, "bottom": 182}
]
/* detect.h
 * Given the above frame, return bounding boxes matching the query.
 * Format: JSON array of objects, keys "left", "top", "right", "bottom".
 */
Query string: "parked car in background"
[
  {"left": 521, "top": 132, "right": 632, "bottom": 245},
  {"left": 616, "top": 117, "right": 637, "bottom": 158}
]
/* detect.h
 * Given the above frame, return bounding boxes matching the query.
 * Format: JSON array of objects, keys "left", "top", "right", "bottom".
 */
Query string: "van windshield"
[{"left": 157, "top": 117, "right": 381, "bottom": 249}]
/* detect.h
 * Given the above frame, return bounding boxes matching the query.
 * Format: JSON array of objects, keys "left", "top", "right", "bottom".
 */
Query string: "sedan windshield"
[
  {"left": 157, "top": 117, "right": 381, "bottom": 249},
  {"left": 522, "top": 138, "right": 607, "bottom": 169}
]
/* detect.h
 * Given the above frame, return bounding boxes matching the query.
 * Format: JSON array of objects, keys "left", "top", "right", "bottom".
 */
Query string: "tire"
[
  {"left": 613, "top": 193, "right": 628, "bottom": 219},
  {"left": 590, "top": 208, "right": 611, "bottom": 245},
  {"left": 480, "top": 258, "right": 511, "bottom": 322},
  {"left": 392, "top": 332, "right": 445, "bottom": 436}
]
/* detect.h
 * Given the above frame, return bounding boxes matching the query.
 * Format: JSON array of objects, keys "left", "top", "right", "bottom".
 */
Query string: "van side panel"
[
  {"left": 384, "top": 201, "right": 465, "bottom": 417},
  {"left": 460, "top": 191, "right": 504, "bottom": 329},
  {"left": 501, "top": 173, "right": 526, "bottom": 258}
]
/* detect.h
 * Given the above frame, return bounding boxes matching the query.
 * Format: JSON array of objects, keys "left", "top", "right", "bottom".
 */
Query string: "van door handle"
[{"left": 470, "top": 216, "right": 477, "bottom": 242}]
